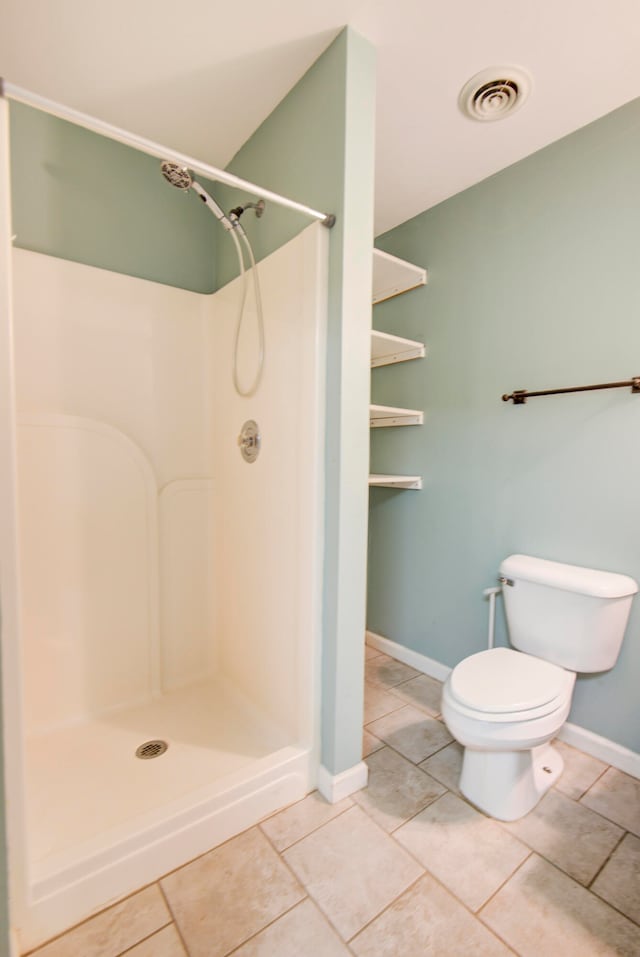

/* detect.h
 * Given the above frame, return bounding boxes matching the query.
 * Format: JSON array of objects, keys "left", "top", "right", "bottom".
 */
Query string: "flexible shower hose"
[{"left": 228, "top": 226, "right": 264, "bottom": 397}]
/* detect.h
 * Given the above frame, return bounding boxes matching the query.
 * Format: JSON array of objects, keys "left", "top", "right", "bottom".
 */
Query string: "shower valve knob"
[{"left": 238, "top": 420, "right": 261, "bottom": 463}]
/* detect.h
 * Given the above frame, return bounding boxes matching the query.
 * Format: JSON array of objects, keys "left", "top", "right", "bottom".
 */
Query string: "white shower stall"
[{"left": 0, "top": 103, "right": 328, "bottom": 948}]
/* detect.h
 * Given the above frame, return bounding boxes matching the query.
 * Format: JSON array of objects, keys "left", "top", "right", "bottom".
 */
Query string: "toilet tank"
[{"left": 499, "top": 554, "right": 637, "bottom": 672}]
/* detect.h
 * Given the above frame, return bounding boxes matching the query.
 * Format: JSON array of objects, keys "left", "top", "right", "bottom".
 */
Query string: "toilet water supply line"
[{"left": 483, "top": 585, "right": 502, "bottom": 649}]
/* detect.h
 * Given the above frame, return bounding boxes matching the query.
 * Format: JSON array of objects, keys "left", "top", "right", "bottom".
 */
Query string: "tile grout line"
[
  {"left": 363, "top": 698, "right": 454, "bottom": 767},
  {"left": 278, "top": 797, "right": 431, "bottom": 943},
  {"left": 474, "top": 848, "right": 535, "bottom": 948},
  {"left": 363, "top": 696, "right": 407, "bottom": 724},
  {"left": 157, "top": 881, "right": 192, "bottom": 957},
  {"left": 576, "top": 762, "right": 611, "bottom": 801},
  {"left": 387, "top": 690, "right": 442, "bottom": 714},
  {"left": 576, "top": 800, "right": 640, "bottom": 837},
  {"left": 345, "top": 872, "right": 427, "bottom": 947},
  {"left": 588, "top": 873, "right": 640, "bottom": 928},
  {"left": 353, "top": 759, "right": 450, "bottom": 827},
  {"left": 384, "top": 788, "right": 449, "bottom": 836},
  {"left": 478, "top": 847, "right": 640, "bottom": 933},
  {"left": 265, "top": 831, "right": 359, "bottom": 950},
  {"left": 367, "top": 687, "right": 441, "bottom": 720},
  {"left": 114, "top": 919, "right": 175, "bottom": 957},
  {"left": 144, "top": 813, "right": 293, "bottom": 890},
  {"left": 222, "top": 897, "right": 310, "bottom": 957},
  {"left": 23, "top": 883, "right": 169, "bottom": 956},
  {"left": 585, "top": 827, "right": 640, "bottom": 921},
  {"left": 258, "top": 799, "right": 355, "bottom": 854},
  {"left": 360, "top": 735, "right": 455, "bottom": 784},
  {"left": 348, "top": 821, "right": 522, "bottom": 957},
  {"left": 413, "top": 841, "right": 527, "bottom": 956},
  {"left": 381, "top": 770, "right": 626, "bottom": 899},
  {"left": 365, "top": 669, "right": 422, "bottom": 694},
  {"left": 588, "top": 829, "right": 627, "bottom": 888},
  {"left": 348, "top": 786, "right": 434, "bottom": 874},
  {"left": 488, "top": 827, "right": 623, "bottom": 892},
  {"left": 259, "top": 778, "right": 488, "bottom": 951},
  {"left": 371, "top": 780, "right": 528, "bottom": 921}
]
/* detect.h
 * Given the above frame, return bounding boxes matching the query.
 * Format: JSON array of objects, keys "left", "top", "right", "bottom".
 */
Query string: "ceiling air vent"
[{"left": 459, "top": 67, "right": 532, "bottom": 122}]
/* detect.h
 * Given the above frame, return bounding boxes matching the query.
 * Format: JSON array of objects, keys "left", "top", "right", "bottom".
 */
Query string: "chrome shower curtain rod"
[{"left": 0, "top": 79, "right": 336, "bottom": 228}]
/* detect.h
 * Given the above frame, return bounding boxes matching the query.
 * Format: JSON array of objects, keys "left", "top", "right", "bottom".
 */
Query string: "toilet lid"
[{"left": 450, "top": 647, "right": 569, "bottom": 714}]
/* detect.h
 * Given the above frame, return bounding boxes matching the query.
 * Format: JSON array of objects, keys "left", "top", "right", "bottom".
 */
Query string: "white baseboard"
[
  {"left": 558, "top": 722, "right": 640, "bottom": 779},
  {"left": 366, "top": 630, "right": 452, "bottom": 682},
  {"left": 365, "top": 630, "right": 639, "bottom": 780},
  {"left": 317, "top": 761, "right": 368, "bottom": 804}
]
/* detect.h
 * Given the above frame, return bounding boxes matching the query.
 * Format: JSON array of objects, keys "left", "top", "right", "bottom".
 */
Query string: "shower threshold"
[{"left": 21, "top": 676, "right": 313, "bottom": 949}]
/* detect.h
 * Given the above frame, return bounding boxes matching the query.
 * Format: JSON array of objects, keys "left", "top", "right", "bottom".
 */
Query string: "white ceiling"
[{"left": 3, "top": 0, "right": 640, "bottom": 234}]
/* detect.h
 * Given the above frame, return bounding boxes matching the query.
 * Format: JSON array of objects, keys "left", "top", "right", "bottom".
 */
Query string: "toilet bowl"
[
  {"left": 441, "top": 647, "right": 576, "bottom": 820},
  {"left": 440, "top": 554, "right": 637, "bottom": 822}
]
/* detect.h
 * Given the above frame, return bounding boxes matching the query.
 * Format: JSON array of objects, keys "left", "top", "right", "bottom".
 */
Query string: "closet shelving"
[
  {"left": 372, "top": 249, "right": 427, "bottom": 305},
  {"left": 370, "top": 404, "right": 423, "bottom": 428},
  {"left": 368, "top": 474, "right": 423, "bottom": 490},
  {"left": 371, "top": 330, "right": 425, "bottom": 368},
  {"left": 369, "top": 248, "right": 427, "bottom": 490}
]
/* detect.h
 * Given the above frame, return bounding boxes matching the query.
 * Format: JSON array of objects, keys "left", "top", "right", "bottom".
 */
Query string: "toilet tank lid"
[{"left": 500, "top": 554, "right": 638, "bottom": 599}]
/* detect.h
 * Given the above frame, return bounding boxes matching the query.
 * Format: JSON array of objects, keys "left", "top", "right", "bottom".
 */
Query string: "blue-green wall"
[
  {"left": 10, "top": 101, "right": 218, "bottom": 292},
  {"left": 220, "top": 29, "right": 376, "bottom": 775},
  {"left": 369, "top": 97, "right": 640, "bottom": 753}
]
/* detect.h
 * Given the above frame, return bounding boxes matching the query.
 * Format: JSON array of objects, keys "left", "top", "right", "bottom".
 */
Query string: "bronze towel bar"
[{"left": 502, "top": 377, "right": 640, "bottom": 404}]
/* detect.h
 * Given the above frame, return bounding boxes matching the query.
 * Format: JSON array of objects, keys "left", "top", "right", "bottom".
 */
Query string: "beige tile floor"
[{"left": 28, "top": 642, "right": 640, "bottom": 957}]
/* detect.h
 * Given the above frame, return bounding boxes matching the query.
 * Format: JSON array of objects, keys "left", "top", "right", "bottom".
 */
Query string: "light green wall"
[
  {"left": 221, "top": 29, "right": 376, "bottom": 774},
  {"left": 10, "top": 102, "right": 218, "bottom": 292},
  {"left": 369, "top": 97, "right": 640, "bottom": 753}
]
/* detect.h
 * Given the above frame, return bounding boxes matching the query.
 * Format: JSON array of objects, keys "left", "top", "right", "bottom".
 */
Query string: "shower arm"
[{"left": 1, "top": 79, "right": 337, "bottom": 229}]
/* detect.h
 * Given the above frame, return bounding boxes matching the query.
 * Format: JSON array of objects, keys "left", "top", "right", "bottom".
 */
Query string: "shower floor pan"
[{"left": 22, "top": 677, "right": 312, "bottom": 948}]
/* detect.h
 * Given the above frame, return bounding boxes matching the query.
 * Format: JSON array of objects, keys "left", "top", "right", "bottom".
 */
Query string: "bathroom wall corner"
[{"left": 317, "top": 761, "right": 369, "bottom": 804}]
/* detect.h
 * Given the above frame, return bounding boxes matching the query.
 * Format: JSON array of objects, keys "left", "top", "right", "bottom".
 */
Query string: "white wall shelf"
[
  {"left": 372, "top": 249, "right": 427, "bottom": 305},
  {"left": 370, "top": 404, "right": 424, "bottom": 428},
  {"left": 371, "top": 330, "right": 426, "bottom": 368},
  {"left": 368, "top": 474, "right": 422, "bottom": 490},
  {"left": 369, "top": 249, "right": 426, "bottom": 491}
]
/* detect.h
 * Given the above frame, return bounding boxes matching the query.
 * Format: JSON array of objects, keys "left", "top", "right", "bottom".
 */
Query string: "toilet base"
[{"left": 459, "top": 743, "right": 564, "bottom": 821}]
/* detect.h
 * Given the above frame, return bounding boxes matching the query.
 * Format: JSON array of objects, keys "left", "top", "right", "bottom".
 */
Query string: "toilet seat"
[{"left": 448, "top": 648, "right": 574, "bottom": 723}]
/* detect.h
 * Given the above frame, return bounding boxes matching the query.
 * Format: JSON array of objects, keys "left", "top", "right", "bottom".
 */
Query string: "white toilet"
[{"left": 441, "top": 554, "right": 637, "bottom": 821}]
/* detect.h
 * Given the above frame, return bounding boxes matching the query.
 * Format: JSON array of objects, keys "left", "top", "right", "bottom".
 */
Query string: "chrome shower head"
[
  {"left": 160, "top": 161, "right": 193, "bottom": 190},
  {"left": 160, "top": 160, "right": 237, "bottom": 232}
]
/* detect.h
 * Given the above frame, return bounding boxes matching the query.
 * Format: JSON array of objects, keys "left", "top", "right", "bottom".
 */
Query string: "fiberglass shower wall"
[
  {"left": 13, "top": 249, "right": 215, "bottom": 728},
  {"left": 6, "top": 220, "right": 326, "bottom": 950},
  {"left": 12, "top": 225, "right": 325, "bottom": 743}
]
